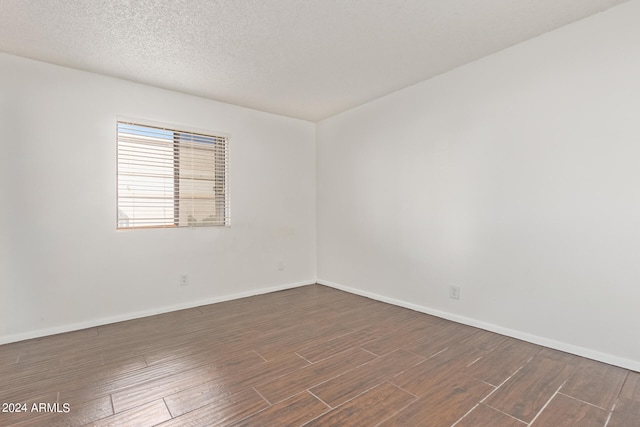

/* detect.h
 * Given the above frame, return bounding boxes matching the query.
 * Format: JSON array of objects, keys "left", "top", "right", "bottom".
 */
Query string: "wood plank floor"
[{"left": 0, "top": 284, "right": 638, "bottom": 426}]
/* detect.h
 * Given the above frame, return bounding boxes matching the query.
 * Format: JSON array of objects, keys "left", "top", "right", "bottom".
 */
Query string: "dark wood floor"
[{"left": 1, "top": 285, "right": 638, "bottom": 426}]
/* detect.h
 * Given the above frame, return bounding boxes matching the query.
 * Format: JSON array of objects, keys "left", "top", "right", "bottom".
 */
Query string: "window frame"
[{"left": 116, "top": 117, "right": 230, "bottom": 230}]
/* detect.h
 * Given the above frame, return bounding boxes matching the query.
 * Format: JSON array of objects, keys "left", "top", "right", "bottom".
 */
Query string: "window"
[{"left": 117, "top": 120, "right": 229, "bottom": 229}]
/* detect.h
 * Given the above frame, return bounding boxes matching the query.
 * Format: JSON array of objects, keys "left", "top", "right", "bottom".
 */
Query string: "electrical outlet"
[
  {"left": 277, "top": 261, "right": 286, "bottom": 271},
  {"left": 180, "top": 274, "right": 189, "bottom": 286},
  {"left": 449, "top": 285, "right": 460, "bottom": 300}
]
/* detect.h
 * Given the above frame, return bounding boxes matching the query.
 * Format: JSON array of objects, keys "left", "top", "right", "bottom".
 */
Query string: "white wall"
[
  {"left": 0, "top": 53, "right": 316, "bottom": 343},
  {"left": 317, "top": 1, "right": 640, "bottom": 369}
]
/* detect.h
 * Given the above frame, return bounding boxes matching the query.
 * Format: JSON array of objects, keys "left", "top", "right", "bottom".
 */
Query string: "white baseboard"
[
  {"left": 318, "top": 279, "right": 640, "bottom": 372},
  {"left": 0, "top": 279, "right": 315, "bottom": 345}
]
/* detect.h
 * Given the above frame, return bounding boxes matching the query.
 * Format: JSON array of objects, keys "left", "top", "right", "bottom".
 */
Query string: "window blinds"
[{"left": 117, "top": 121, "right": 229, "bottom": 229}]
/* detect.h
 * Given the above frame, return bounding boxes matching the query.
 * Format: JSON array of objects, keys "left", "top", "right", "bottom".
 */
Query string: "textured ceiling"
[{"left": 0, "top": 0, "right": 630, "bottom": 121}]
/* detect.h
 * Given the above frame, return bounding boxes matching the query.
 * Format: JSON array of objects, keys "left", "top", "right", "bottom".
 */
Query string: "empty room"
[{"left": 1, "top": 0, "right": 639, "bottom": 426}]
